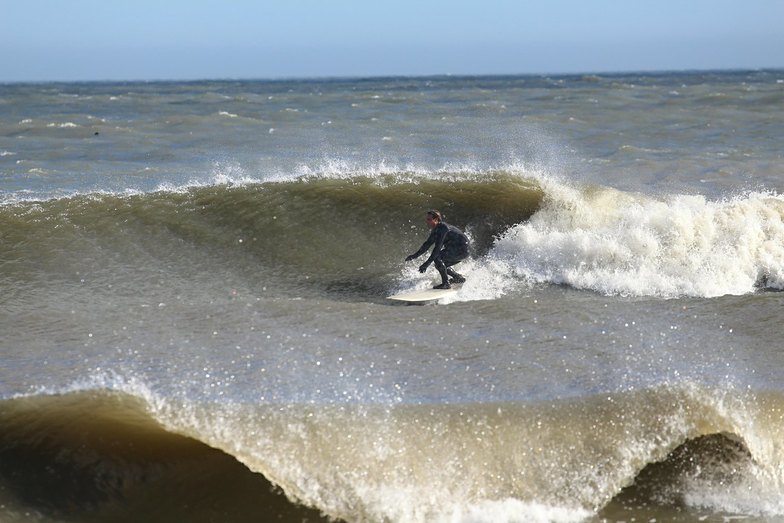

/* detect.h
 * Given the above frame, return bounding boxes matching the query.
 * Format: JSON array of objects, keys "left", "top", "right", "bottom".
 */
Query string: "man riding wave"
[{"left": 405, "top": 210, "right": 469, "bottom": 289}]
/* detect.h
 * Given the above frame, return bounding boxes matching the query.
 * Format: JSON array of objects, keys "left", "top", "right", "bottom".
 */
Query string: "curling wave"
[
  {"left": 0, "top": 171, "right": 542, "bottom": 301},
  {"left": 2, "top": 381, "right": 784, "bottom": 522},
  {"left": 4, "top": 167, "right": 784, "bottom": 301}
]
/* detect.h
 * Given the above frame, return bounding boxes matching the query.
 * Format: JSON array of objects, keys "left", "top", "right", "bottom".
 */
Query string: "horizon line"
[{"left": 2, "top": 66, "right": 783, "bottom": 86}]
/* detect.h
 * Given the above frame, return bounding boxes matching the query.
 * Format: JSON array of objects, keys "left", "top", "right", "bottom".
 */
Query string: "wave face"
[
  {"left": 2, "top": 384, "right": 784, "bottom": 522},
  {"left": 1, "top": 171, "right": 542, "bottom": 304}
]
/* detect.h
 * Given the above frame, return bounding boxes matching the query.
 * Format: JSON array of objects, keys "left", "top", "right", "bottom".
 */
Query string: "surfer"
[{"left": 405, "top": 210, "right": 469, "bottom": 289}]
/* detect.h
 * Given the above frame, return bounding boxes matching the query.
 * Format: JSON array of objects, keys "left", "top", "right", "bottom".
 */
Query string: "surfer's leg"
[
  {"left": 433, "top": 255, "right": 450, "bottom": 287},
  {"left": 442, "top": 249, "right": 467, "bottom": 283},
  {"left": 446, "top": 267, "right": 465, "bottom": 284}
]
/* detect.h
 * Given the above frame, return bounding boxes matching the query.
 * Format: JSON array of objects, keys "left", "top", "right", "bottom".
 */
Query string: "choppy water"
[{"left": 2, "top": 70, "right": 784, "bottom": 522}]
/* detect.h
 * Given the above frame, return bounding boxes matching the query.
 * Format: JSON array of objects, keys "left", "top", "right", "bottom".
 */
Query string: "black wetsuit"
[{"left": 409, "top": 222, "right": 469, "bottom": 285}]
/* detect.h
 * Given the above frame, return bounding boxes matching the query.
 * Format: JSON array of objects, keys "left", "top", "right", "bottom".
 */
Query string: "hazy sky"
[{"left": 3, "top": 0, "right": 783, "bottom": 82}]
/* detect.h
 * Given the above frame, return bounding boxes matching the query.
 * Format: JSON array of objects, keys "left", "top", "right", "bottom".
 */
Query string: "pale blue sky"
[{"left": 2, "top": 0, "right": 783, "bottom": 82}]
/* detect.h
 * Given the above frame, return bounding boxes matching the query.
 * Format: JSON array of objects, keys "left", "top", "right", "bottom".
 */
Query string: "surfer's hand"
[
  {"left": 405, "top": 254, "right": 416, "bottom": 262},
  {"left": 418, "top": 262, "right": 429, "bottom": 273}
]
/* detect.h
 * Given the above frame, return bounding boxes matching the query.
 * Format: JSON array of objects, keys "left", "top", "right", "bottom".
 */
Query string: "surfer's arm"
[
  {"left": 423, "top": 225, "right": 447, "bottom": 264},
  {"left": 415, "top": 225, "right": 447, "bottom": 272},
  {"left": 406, "top": 230, "right": 436, "bottom": 261}
]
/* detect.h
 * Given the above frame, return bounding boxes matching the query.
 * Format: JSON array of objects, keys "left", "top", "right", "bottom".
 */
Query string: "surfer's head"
[{"left": 425, "top": 210, "right": 442, "bottom": 229}]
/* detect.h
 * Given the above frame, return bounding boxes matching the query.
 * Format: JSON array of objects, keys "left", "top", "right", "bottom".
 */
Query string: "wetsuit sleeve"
[
  {"left": 410, "top": 228, "right": 437, "bottom": 259},
  {"left": 423, "top": 224, "right": 448, "bottom": 264}
]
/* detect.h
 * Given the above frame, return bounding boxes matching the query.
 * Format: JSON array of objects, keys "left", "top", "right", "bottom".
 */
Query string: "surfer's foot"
[
  {"left": 449, "top": 275, "right": 466, "bottom": 284},
  {"left": 433, "top": 282, "right": 451, "bottom": 290}
]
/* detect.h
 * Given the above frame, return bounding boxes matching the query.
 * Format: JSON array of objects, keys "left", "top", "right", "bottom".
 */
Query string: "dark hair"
[{"left": 426, "top": 210, "right": 442, "bottom": 221}]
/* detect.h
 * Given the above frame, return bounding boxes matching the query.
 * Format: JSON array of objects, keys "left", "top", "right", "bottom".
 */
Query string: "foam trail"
[{"left": 392, "top": 257, "right": 520, "bottom": 304}]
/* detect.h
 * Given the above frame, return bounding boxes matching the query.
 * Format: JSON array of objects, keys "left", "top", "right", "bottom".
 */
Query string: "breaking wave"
[
  {"left": 2, "top": 378, "right": 784, "bottom": 522},
  {"left": 3, "top": 166, "right": 783, "bottom": 301}
]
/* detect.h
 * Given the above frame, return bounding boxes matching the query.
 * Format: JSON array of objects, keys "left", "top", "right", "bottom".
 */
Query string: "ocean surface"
[{"left": 2, "top": 70, "right": 784, "bottom": 522}]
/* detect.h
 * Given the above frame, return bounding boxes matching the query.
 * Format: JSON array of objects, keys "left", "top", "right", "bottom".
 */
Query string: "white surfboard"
[{"left": 387, "top": 287, "right": 458, "bottom": 303}]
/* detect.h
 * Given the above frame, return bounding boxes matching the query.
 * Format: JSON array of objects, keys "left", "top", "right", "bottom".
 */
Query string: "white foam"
[
  {"left": 293, "top": 157, "right": 428, "bottom": 181},
  {"left": 440, "top": 258, "right": 520, "bottom": 303},
  {"left": 490, "top": 183, "right": 784, "bottom": 297},
  {"left": 451, "top": 498, "right": 590, "bottom": 523},
  {"left": 290, "top": 156, "right": 549, "bottom": 185},
  {"left": 151, "top": 160, "right": 265, "bottom": 193}
]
